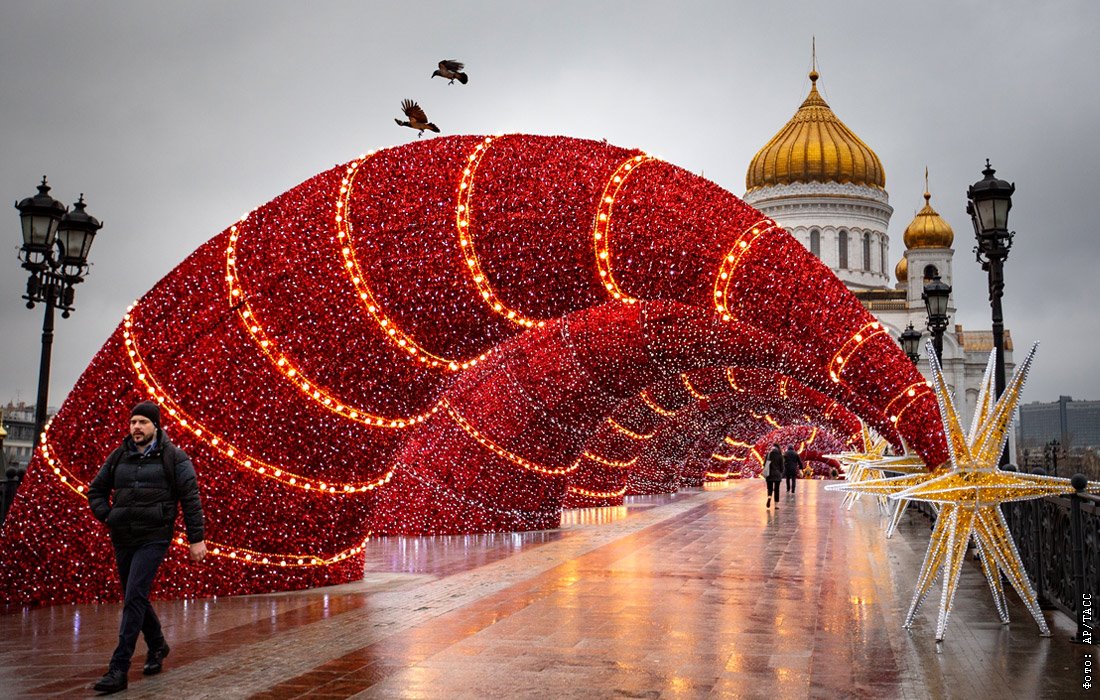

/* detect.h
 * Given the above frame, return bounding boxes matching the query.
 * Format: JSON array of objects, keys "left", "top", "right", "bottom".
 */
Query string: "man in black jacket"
[
  {"left": 86, "top": 401, "right": 206, "bottom": 693},
  {"left": 783, "top": 445, "right": 804, "bottom": 495}
]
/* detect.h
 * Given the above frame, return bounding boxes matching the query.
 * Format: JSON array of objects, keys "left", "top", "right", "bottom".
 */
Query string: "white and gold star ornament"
[
  {"left": 825, "top": 423, "right": 924, "bottom": 514},
  {"left": 895, "top": 341, "right": 1100, "bottom": 640}
]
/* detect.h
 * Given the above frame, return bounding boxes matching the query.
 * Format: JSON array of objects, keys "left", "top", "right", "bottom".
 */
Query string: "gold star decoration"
[
  {"left": 892, "top": 341, "right": 1100, "bottom": 641},
  {"left": 825, "top": 423, "right": 925, "bottom": 514}
]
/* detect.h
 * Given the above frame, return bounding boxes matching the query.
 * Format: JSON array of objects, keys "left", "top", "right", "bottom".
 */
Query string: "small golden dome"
[
  {"left": 746, "top": 70, "right": 886, "bottom": 192},
  {"left": 895, "top": 255, "right": 908, "bottom": 284},
  {"left": 903, "top": 190, "right": 954, "bottom": 249}
]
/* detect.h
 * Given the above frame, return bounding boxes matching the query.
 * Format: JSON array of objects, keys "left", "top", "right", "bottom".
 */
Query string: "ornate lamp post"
[
  {"left": 967, "top": 159, "right": 1014, "bottom": 466},
  {"left": 14, "top": 177, "right": 103, "bottom": 449},
  {"left": 899, "top": 323, "right": 922, "bottom": 364},
  {"left": 921, "top": 274, "right": 951, "bottom": 364}
]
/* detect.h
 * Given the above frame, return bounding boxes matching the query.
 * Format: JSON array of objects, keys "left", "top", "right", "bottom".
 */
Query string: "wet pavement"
[{"left": 0, "top": 481, "right": 1090, "bottom": 698}]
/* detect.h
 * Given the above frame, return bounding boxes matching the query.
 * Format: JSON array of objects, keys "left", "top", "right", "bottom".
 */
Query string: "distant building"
[
  {"left": 1018, "top": 396, "right": 1100, "bottom": 451},
  {"left": 2, "top": 402, "right": 41, "bottom": 469}
]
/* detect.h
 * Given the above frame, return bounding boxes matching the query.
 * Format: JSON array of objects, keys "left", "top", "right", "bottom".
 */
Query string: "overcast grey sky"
[{"left": 2, "top": 0, "right": 1097, "bottom": 408}]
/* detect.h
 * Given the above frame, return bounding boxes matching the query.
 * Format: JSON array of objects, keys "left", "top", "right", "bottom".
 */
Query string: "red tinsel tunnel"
[{"left": 0, "top": 134, "right": 946, "bottom": 606}]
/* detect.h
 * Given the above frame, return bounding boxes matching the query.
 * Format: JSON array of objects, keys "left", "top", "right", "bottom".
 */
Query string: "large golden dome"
[
  {"left": 746, "top": 70, "right": 886, "bottom": 192},
  {"left": 895, "top": 255, "right": 908, "bottom": 285},
  {"left": 903, "top": 190, "right": 954, "bottom": 249}
]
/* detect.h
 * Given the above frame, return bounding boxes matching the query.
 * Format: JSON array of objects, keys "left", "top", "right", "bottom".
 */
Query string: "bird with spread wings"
[
  {"left": 394, "top": 99, "right": 440, "bottom": 137},
  {"left": 432, "top": 59, "right": 468, "bottom": 85}
]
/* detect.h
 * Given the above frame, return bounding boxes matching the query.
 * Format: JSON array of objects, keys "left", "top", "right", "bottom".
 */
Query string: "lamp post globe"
[
  {"left": 921, "top": 274, "right": 951, "bottom": 364},
  {"left": 899, "top": 323, "right": 922, "bottom": 364},
  {"left": 15, "top": 177, "right": 67, "bottom": 275}
]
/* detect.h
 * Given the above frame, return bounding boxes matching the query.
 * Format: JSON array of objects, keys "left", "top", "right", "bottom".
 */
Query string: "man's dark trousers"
[{"left": 109, "top": 540, "right": 169, "bottom": 672}]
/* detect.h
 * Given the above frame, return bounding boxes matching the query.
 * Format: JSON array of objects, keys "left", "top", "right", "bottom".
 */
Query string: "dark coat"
[
  {"left": 765, "top": 447, "right": 784, "bottom": 481},
  {"left": 783, "top": 448, "right": 803, "bottom": 478},
  {"left": 87, "top": 431, "right": 204, "bottom": 547}
]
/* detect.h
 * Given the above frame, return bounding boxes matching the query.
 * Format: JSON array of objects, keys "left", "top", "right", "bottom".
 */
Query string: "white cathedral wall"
[{"left": 744, "top": 182, "right": 893, "bottom": 289}]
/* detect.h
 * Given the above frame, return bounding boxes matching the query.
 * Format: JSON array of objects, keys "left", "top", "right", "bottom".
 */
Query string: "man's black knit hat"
[{"left": 131, "top": 401, "right": 161, "bottom": 429}]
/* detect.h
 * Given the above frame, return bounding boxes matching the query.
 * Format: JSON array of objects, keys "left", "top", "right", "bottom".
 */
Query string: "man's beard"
[{"left": 132, "top": 431, "right": 155, "bottom": 446}]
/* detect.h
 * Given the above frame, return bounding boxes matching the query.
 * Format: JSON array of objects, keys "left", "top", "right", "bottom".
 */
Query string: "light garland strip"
[
  {"left": 725, "top": 437, "right": 753, "bottom": 448},
  {"left": 121, "top": 308, "right": 392, "bottom": 493},
  {"left": 681, "top": 373, "right": 708, "bottom": 400},
  {"left": 884, "top": 380, "right": 936, "bottom": 426},
  {"left": 581, "top": 452, "right": 638, "bottom": 469},
  {"left": 797, "top": 426, "right": 821, "bottom": 453},
  {"left": 726, "top": 367, "right": 745, "bottom": 392},
  {"left": 828, "top": 321, "right": 887, "bottom": 384},
  {"left": 456, "top": 136, "right": 546, "bottom": 328},
  {"left": 765, "top": 414, "right": 781, "bottom": 428},
  {"left": 705, "top": 470, "right": 731, "bottom": 479},
  {"left": 566, "top": 484, "right": 628, "bottom": 499},
  {"left": 750, "top": 447, "right": 764, "bottom": 465},
  {"left": 398, "top": 463, "right": 563, "bottom": 519},
  {"left": 593, "top": 153, "right": 653, "bottom": 303},
  {"left": 712, "top": 219, "right": 775, "bottom": 322},
  {"left": 640, "top": 390, "right": 676, "bottom": 417},
  {"left": 335, "top": 155, "right": 486, "bottom": 371},
  {"left": 711, "top": 453, "right": 737, "bottom": 462},
  {"left": 606, "top": 418, "right": 654, "bottom": 440},
  {"left": 442, "top": 399, "right": 579, "bottom": 475},
  {"left": 38, "top": 438, "right": 373, "bottom": 567},
  {"left": 225, "top": 221, "right": 438, "bottom": 428}
]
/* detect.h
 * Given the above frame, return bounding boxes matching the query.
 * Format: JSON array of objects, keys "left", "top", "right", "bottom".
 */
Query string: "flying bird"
[
  {"left": 394, "top": 99, "right": 440, "bottom": 137},
  {"left": 432, "top": 59, "right": 468, "bottom": 85}
]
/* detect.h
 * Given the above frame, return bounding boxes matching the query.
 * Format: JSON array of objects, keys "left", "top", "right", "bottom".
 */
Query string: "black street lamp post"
[
  {"left": 1046, "top": 439, "right": 1061, "bottom": 477},
  {"left": 968, "top": 160, "right": 1014, "bottom": 467},
  {"left": 899, "top": 323, "right": 922, "bottom": 364},
  {"left": 922, "top": 274, "right": 951, "bottom": 364},
  {"left": 14, "top": 177, "right": 103, "bottom": 453}
]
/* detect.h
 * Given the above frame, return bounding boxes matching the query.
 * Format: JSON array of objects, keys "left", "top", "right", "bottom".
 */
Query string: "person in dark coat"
[
  {"left": 764, "top": 443, "right": 783, "bottom": 508},
  {"left": 783, "top": 445, "right": 804, "bottom": 495},
  {"left": 86, "top": 402, "right": 206, "bottom": 693}
]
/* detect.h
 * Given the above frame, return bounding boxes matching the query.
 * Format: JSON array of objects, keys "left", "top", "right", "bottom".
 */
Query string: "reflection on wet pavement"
[{"left": 0, "top": 481, "right": 1085, "bottom": 698}]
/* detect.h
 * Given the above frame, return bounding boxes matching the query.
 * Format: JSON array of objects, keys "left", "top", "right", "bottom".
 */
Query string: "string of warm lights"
[
  {"left": 681, "top": 373, "right": 708, "bottom": 400},
  {"left": 456, "top": 135, "right": 546, "bottom": 328},
  {"left": 337, "top": 153, "right": 489, "bottom": 371},
  {"left": 120, "top": 308, "right": 393, "bottom": 493},
  {"left": 593, "top": 154, "right": 652, "bottom": 302},
  {"left": 712, "top": 220, "right": 774, "bottom": 322},
  {"left": 442, "top": 399, "right": 580, "bottom": 476},
  {"left": 640, "top": 389, "right": 677, "bottom": 417},
  {"left": 566, "top": 484, "right": 629, "bottom": 499},
  {"left": 226, "top": 219, "right": 439, "bottom": 428},
  {"left": 605, "top": 418, "right": 654, "bottom": 440}
]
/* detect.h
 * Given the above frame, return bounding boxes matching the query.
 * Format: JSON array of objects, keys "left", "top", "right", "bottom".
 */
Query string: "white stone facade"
[{"left": 743, "top": 182, "right": 893, "bottom": 289}]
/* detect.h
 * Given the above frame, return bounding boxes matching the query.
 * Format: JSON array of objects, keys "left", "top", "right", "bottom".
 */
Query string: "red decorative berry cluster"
[{"left": 0, "top": 135, "right": 946, "bottom": 606}]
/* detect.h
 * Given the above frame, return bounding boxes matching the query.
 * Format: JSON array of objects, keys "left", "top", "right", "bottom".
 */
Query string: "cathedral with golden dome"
[{"left": 742, "top": 65, "right": 1013, "bottom": 432}]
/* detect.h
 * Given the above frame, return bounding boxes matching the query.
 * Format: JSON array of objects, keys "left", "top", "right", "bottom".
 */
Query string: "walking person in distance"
[
  {"left": 765, "top": 443, "right": 783, "bottom": 508},
  {"left": 784, "top": 444, "right": 804, "bottom": 496}
]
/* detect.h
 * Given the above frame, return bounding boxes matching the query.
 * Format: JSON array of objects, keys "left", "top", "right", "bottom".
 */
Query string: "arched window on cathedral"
[
  {"left": 838, "top": 230, "right": 849, "bottom": 269},
  {"left": 862, "top": 232, "right": 871, "bottom": 270},
  {"left": 880, "top": 239, "right": 887, "bottom": 274},
  {"left": 923, "top": 264, "right": 939, "bottom": 281},
  {"left": 810, "top": 229, "right": 820, "bottom": 258}
]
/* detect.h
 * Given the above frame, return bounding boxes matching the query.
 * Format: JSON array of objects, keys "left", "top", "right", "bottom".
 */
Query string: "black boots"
[
  {"left": 93, "top": 668, "right": 127, "bottom": 693},
  {"left": 144, "top": 642, "right": 170, "bottom": 675}
]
